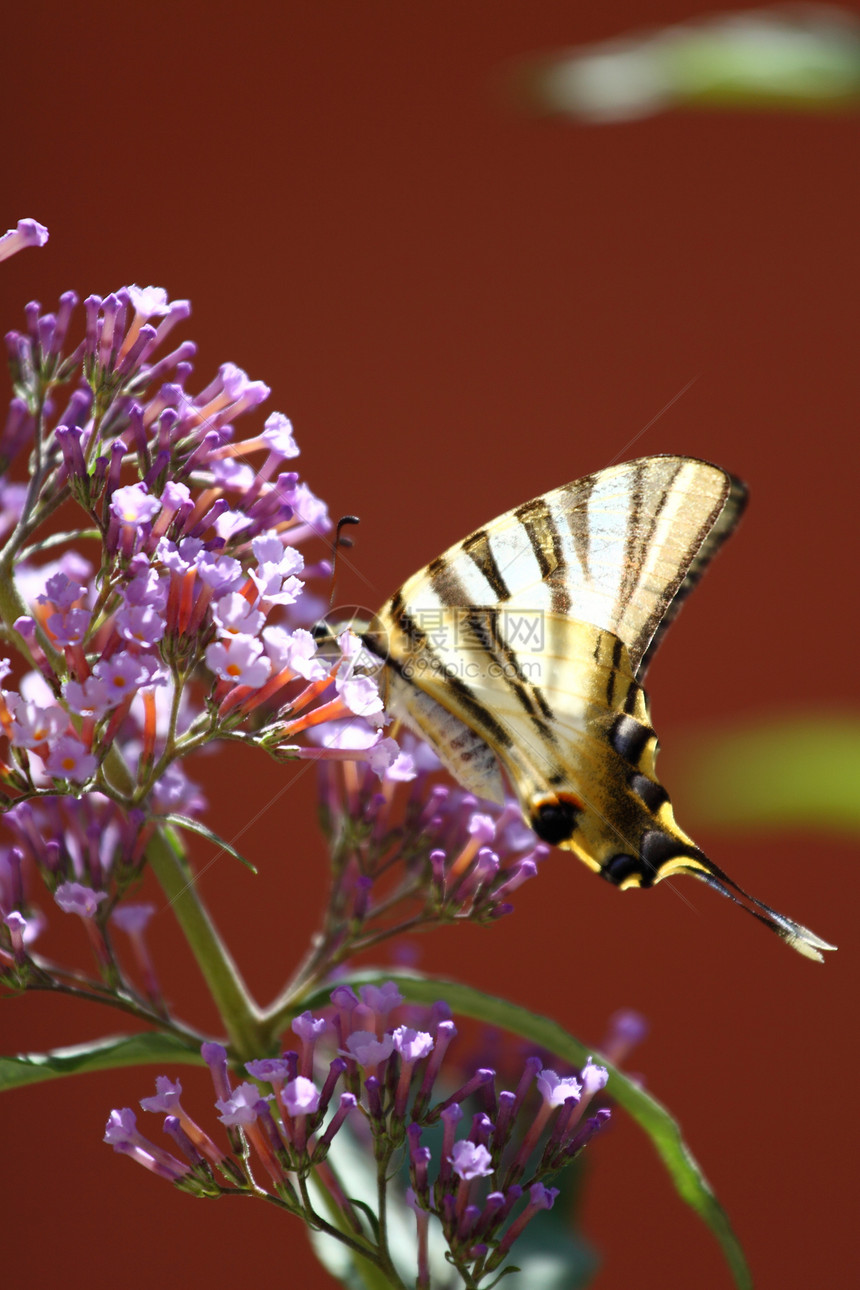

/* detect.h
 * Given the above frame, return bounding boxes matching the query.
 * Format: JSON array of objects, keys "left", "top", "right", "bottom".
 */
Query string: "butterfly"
[{"left": 355, "top": 454, "right": 834, "bottom": 961}]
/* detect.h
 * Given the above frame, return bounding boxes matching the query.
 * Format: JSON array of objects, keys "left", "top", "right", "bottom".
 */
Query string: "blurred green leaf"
[
  {"left": 522, "top": 6, "right": 860, "bottom": 122},
  {"left": 680, "top": 717, "right": 860, "bottom": 834}
]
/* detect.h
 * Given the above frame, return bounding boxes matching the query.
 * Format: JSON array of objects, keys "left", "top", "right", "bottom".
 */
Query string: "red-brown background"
[{"left": 2, "top": 3, "right": 857, "bottom": 1288}]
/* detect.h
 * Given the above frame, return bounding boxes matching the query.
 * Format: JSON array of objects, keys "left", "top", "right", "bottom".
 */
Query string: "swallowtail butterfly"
[{"left": 353, "top": 455, "right": 834, "bottom": 961}]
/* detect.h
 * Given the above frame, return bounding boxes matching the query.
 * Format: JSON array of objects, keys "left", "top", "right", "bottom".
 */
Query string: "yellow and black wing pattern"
[{"left": 365, "top": 455, "right": 834, "bottom": 961}]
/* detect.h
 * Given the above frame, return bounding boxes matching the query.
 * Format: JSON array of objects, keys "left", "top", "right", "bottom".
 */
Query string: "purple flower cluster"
[
  {"left": 0, "top": 792, "right": 161, "bottom": 985},
  {"left": 0, "top": 259, "right": 400, "bottom": 809},
  {"left": 313, "top": 732, "right": 549, "bottom": 953},
  {"left": 105, "top": 981, "right": 610, "bottom": 1285},
  {"left": 0, "top": 226, "right": 407, "bottom": 986}
]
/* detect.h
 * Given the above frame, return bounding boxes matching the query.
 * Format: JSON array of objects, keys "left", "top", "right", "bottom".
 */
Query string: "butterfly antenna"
[
  {"left": 328, "top": 515, "right": 360, "bottom": 611},
  {"left": 681, "top": 861, "right": 836, "bottom": 963}
]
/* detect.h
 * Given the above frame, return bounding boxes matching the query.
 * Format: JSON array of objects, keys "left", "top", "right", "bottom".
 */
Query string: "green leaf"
[
  {"left": 313, "top": 970, "right": 751, "bottom": 1290},
  {"left": 0, "top": 1031, "right": 202, "bottom": 1092},
  {"left": 681, "top": 717, "right": 860, "bottom": 835},
  {"left": 162, "top": 812, "right": 258, "bottom": 872}
]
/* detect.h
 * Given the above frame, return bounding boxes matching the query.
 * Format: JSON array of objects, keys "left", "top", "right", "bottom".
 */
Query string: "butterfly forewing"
[{"left": 390, "top": 455, "right": 745, "bottom": 678}]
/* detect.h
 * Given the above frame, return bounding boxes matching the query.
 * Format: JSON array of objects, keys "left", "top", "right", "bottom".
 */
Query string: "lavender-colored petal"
[{"left": 54, "top": 881, "right": 107, "bottom": 918}]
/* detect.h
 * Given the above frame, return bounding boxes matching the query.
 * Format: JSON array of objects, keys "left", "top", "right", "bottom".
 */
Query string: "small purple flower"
[
  {"left": 359, "top": 982, "right": 403, "bottom": 1016},
  {"left": 248, "top": 551, "right": 304, "bottom": 604},
  {"left": 291, "top": 1010, "right": 328, "bottom": 1043},
  {"left": 580, "top": 1059, "right": 609, "bottom": 1099},
  {"left": 342, "top": 1030, "right": 395, "bottom": 1070},
  {"left": 54, "top": 881, "right": 108, "bottom": 917},
  {"left": 110, "top": 483, "right": 162, "bottom": 526},
  {"left": 0, "top": 218, "right": 49, "bottom": 263},
  {"left": 263, "top": 626, "right": 327, "bottom": 680},
  {"left": 7, "top": 698, "right": 66, "bottom": 750},
  {"left": 63, "top": 675, "right": 111, "bottom": 719},
  {"left": 283, "top": 1076, "right": 320, "bottom": 1117},
  {"left": 46, "top": 607, "right": 92, "bottom": 647},
  {"left": 216, "top": 1082, "right": 265, "bottom": 1127},
  {"left": 2, "top": 910, "right": 30, "bottom": 960},
  {"left": 201, "top": 1042, "right": 231, "bottom": 1101},
  {"left": 211, "top": 458, "right": 255, "bottom": 491},
  {"left": 316, "top": 1092, "right": 357, "bottom": 1151},
  {"left": 601, "top": 1008, "right": 649, "bottom": 1064},
  {"left": 123, "top": 563, "right": 168, "bottom": 609},
  {"left": 206, "top": 636, "right": 270, "bottom": 688},
  {"left": 196, "top": 551, "right": 244, "bottom": 592},
  {"left": 111, "top": 902, "right": 155, "bottom": 934},
  {"left": 468, "top": 813, "right": 496, "bottom": 845},
  {"left": 151, "top": 763, "right": 206, "bottom": 815},
  {"left": 336, "top": 673, "right": 384, "bottom": 718},
  {"left": 43, "top": 735, "right": 97, "bottom": 782},
  {"left": 38, "top": 572, "right": 86, "bottom": 611},
  {"left": 214, "top": 509, "right": 253, "bottom": 541},
  {"left": 140, "top": 1075, "right": 183, "bottom": 1113},
  {"left": 536, "top": 1068, "right": 582, "bottom": 1108},
  {"left": 450, "top": 1139, "right": 493, "bottom": 1181},
  {"left": 115, "top": 603, "right": 167, "bottom": 648},
  {"left": 215, "top": 361, "right": 270, "bottom": 408},
  {"left": 367, "top": 737, "right": 406, "bottom": 777},
  {"left": 103, "top": 1106, "right": 139, "bottom": 1146},
  {"left": 290, "top": 481, "right": 330, "bottom": 531},
  {"left": 392, "top": 1026, "right": 434, "bottom": 1064},
  {"left": 104, "top": 1108, "right": 190, "bottom": 1182},
  {"left": 245, "top": 1058, "right": 292, "bottom": 1084},
  {"left": 261, "top": 411, "right": 300, "bottom": 459},
  {"left": 126, "top": 285, "right": 172, "bottom": 320},
  {"left": 93, "top": 652, "right": 155, "bottom": 699},
  {"left": 211, "top": 592, "right": 265, "bottom": 638},
  {"left": 530, "top": 1181, "right": 559, "bottom": 1210},
  {"left": 0, "top": 481, "right": 28, "bottom": 538},
  {"left": 251, "top": 534, "right": 304, "bottom": 573}
]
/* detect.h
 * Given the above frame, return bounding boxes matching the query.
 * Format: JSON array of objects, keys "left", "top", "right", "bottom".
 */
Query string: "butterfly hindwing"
[{"left": 376, "top": 601, "right": 693, "bottom": 873}]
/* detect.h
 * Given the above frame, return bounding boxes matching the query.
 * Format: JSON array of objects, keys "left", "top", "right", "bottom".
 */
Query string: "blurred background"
[{"left": 2, "top": 3, "right": 858, "bottom": 1288}]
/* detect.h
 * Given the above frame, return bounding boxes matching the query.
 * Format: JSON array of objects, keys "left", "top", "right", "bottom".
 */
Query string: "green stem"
[
  {"left": 134, "top": 820, "right": 265, "bottom": 1058},
  {"left": 90, "top": 712, "right": 266, "bottom": 1058},
  {"left": 22, "top": 970, "right": 205, "bottom": 1043}
]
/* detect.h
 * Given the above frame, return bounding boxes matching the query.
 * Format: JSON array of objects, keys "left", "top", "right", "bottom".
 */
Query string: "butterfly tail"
[{"left": 679, "top": 859, "right": 837, "bottom": 963}]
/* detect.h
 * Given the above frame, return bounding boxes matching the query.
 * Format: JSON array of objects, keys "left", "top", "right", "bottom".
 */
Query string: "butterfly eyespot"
[{"left": 531, "top": 795, "right": 581, "bottom": 845}]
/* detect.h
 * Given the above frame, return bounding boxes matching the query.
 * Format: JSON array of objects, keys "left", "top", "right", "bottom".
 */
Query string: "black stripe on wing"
[
  {"left": 558, "top": 472, "right": 596, "bottom": 585},
  {"left": 461, "top": 530, "right": 511, "bottom": 601},
  {"left": 388, "top": 601, "right": 516, "bottom": 752},
  {"left": 513, "top": 496, "right": 570, "bottom": 614}
]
